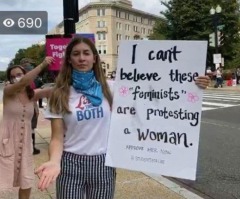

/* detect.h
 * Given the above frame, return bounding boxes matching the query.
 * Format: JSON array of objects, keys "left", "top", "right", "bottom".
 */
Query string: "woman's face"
[
  {"left": 10, "top": 68, "right": 24, "bottom": 83},
  {"left": 69, "top": 42, "right": 96, "bottom": 72}
]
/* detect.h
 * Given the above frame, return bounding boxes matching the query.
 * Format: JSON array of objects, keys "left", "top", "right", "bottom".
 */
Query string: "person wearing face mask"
[
  {"left": 35, "top": 37, "right": 210, "bottom": 199},
  {"left": 20, "top": 58, "right": 42, "bottom": 155},
  {"left": 0, "top": 57, "right": 54, "bottom": 199}
]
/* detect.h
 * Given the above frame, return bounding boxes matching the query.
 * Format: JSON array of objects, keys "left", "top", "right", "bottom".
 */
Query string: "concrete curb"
[
  {"left": 144, "top": 173, "right": 204, "bottom": 199},
  {"left": 207, "top": 86, "right": 240, "bottom": 92}
]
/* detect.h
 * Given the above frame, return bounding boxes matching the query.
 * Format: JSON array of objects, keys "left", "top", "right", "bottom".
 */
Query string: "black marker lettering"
[{"left": 131, "top": 44, "right": 137, "bottom": 64}]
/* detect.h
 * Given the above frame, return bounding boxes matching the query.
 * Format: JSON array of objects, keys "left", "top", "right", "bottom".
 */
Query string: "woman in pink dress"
[{"left": 0, "top": 56, "right": 53, "bottom": 199}]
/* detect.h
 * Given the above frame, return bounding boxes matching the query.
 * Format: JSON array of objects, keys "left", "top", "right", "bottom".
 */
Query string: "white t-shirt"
[
  {"left": 44, "top": 86, "right": 112, "bottom": 155},
  {"left": 216, "top": 69, "right": 222, "bottom": 78}
]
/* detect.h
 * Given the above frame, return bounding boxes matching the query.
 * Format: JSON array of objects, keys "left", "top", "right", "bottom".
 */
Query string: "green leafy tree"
[
  {"left": 0, "top": 71, "right": 6, "bottom": 81},
  {"left": 216, "top": 0, "right": 240, "bottom": 68},
  {"left": 159, "top": 0, "right": 212, "bottom": 40},
  {"left": 12, "top": 48, "right": 27, "bottom": 65},
  {"left": 11, "top": 44, "right": 45, "bottom": 65},
  {"left": 10, "top": 44, "right": 50, "bottom": 82},
  {"left": 150, "top": 0, "right": 240, "bottom": 69}
]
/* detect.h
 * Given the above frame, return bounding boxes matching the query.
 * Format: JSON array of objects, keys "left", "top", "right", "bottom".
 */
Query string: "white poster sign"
[
  {"left": 106, "top": 40, "right": 207, "bottom": 180},
  {"left": 221, "top": 57, "right": 224, "bottom": 66},
  {"left": 213, "top": 53, "right": 221, "bottom": 64}
]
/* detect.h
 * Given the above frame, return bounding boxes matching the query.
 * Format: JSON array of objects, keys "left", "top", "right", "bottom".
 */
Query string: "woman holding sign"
[
  {"left": 36, "top": 37, "right": 115, "bottom": 199},
  {"left": 35, "top": 37, "right": 210, "bottom": 199},
  {"left": 0, "top": 57, "right": 54, "bottom": 199}
]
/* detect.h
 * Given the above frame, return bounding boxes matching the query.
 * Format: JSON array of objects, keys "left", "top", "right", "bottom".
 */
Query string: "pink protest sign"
[{"left": 46, "top": 35, "right": 71, "bottom": 71}]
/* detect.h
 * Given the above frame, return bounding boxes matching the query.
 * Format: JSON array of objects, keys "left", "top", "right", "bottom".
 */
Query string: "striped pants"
[{"left": 56, "top": 151, "right": 116, "bottom": 199}]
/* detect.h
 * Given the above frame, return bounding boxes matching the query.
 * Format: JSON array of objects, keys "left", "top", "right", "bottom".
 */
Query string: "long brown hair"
[
  {"left": 49, "top": 37, "right": 113, "bottom": 114},
  {"left": 6, "top": 65, "right": 34, "bottom": 99}
]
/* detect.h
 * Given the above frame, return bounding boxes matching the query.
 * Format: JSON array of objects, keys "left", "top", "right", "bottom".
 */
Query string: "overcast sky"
[{"left": 0, "top": 0, "right": 165, "bottom": 71}]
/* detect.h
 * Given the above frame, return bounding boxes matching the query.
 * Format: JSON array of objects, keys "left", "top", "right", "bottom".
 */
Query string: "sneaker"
[{"left": 33, "top": 147, "right": 40, "bottom": 155}]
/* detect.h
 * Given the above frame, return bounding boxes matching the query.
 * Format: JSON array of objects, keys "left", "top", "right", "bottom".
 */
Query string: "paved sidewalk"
[
  {"left": 0, "top": 104, "right": 189, "bottom": 199},
  {"left": 207, "top": 82, "right": 240, "bottom": 91}
]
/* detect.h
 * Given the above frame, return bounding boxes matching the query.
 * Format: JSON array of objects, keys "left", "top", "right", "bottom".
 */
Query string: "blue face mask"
[{"left": 72, "top": 69, "right": 103, "bottom": 106}]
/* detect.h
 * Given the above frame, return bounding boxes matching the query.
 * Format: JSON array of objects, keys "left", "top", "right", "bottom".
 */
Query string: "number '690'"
[{"left": 18, "top": 18, "right": 42, "bottom": 28}]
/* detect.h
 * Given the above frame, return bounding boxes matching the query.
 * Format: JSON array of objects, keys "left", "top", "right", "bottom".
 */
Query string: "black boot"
[{"left": 32, "top": 132, "right": 40, "bottom": 155}]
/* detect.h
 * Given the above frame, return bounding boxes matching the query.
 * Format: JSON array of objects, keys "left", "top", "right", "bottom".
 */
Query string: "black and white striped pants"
[{"left": 56, "top": 151, "right": 116, "bottom": 199}]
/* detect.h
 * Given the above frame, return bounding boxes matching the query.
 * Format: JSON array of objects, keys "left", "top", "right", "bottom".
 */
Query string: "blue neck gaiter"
[{"left": 72, "top": 69, "right": 103, "bottom": 106}]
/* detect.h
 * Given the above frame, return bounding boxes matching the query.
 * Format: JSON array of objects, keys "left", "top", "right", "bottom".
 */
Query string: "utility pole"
[
  {"left": 210, "top": 5, "right": 222, "bottom": 54},
  {"left": 63, "top": 0, "right": 79, "bottom": 35},
  {"left": 213, "top": 14, "right": 219, "bottom": 53}
]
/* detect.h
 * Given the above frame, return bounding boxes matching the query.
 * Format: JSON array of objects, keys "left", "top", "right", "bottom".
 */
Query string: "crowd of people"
[
  {"left": 0, "top": 37, "right": 210, "bottom": 199},
  {"left": 206, "top": 66, "right": 240, "bottom": 88}
]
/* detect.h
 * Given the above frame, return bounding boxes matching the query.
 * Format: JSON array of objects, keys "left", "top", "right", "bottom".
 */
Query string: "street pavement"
[
  {"left": 1, "top": 84, "right": 240, "bottom": 198},
  {"left": 202, "top": 89, "right": 240, "bottom": 111},
  {"left": 170, "top": 108, "right": 240, "bottom": 199},
  {"left": 167, "top": 86, "right": 240, "bottom": 199}
]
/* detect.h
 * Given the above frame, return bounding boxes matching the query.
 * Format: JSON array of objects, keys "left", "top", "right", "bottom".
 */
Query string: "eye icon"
[{"left": 3, "top": 18, "right": 15, "bottom": 28}]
